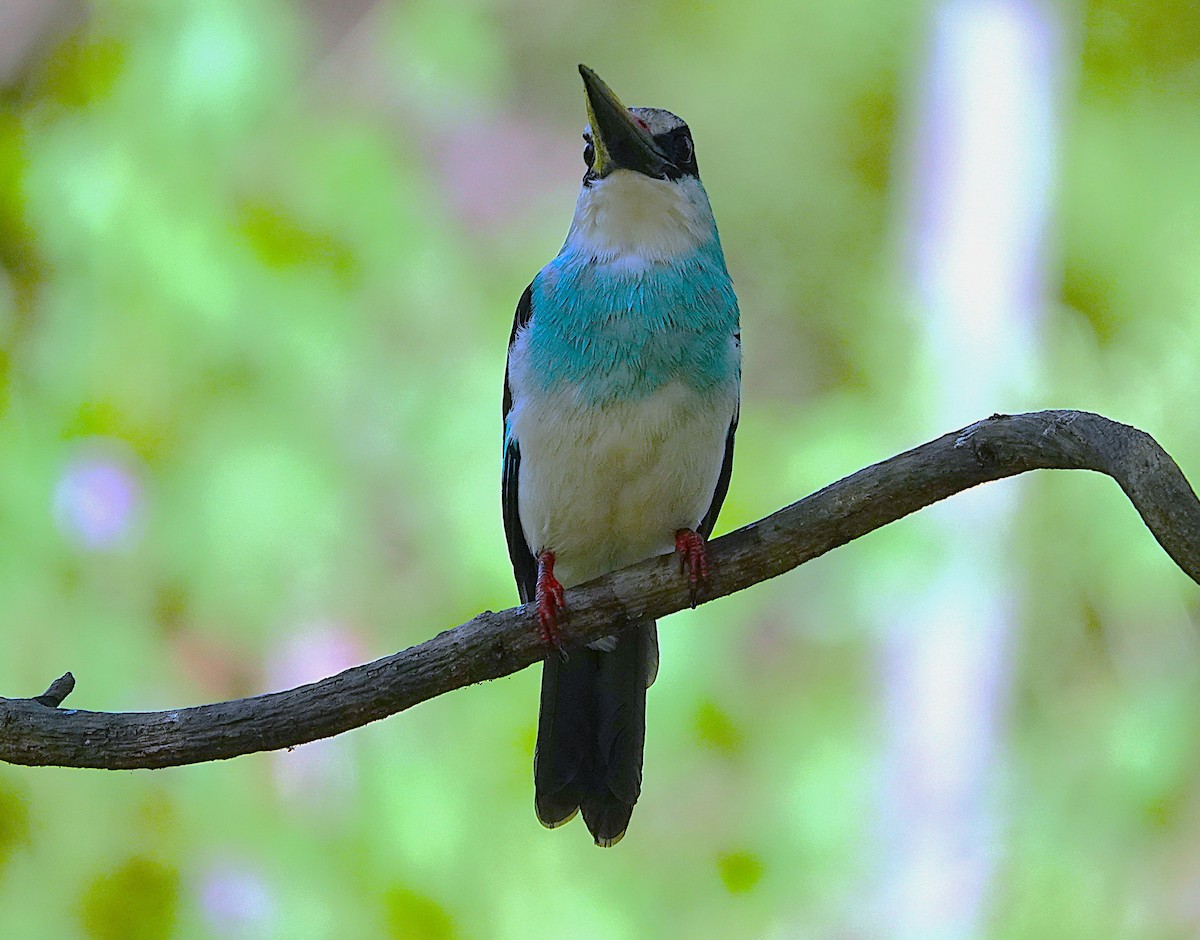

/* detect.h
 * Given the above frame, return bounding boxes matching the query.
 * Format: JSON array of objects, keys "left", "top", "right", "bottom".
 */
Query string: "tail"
[{"left": 534, "top": 621, "right": 658, "bottom": 847}]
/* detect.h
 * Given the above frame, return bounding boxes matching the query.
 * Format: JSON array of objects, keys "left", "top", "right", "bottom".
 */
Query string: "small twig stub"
[{"left": 32, "top": 673, "right": 76, "bottom": 709}]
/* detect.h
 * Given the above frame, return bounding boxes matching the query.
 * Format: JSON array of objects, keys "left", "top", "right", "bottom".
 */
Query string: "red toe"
[
  {"left": 535, "top": 551, "right": 567, "bottom": 646},
  {"left": 675, "top": 529, "right": 711, "bottom": 603}
]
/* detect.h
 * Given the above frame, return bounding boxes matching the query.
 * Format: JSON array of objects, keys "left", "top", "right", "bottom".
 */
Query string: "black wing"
[
  {"left": 502, "top": 284, "right": 537, "bottom": 602},
  {"left": 700, "top": 326, "right": 734, "bottom": 528},
  {"left": 697, "top": 329, "right": 740, "bottom": 539},
  {"left": 697, "top": 403, "right": 738, "bottom": 540}
]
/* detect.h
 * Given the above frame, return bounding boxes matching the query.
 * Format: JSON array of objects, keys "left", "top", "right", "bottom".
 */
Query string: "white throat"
[{"left": 563, "top": 171, "right": 716, "bottom": 264}]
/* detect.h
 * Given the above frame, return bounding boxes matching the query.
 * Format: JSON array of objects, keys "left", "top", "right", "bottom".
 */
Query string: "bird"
[{"left": 502, "top": 65, "right": 740, "bottom": 846}]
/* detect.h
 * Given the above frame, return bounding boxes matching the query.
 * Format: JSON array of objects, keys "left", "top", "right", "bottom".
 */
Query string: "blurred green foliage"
[
  {"left": 80, "top": 856, "right": 182, "bottom": 940},
  {"left": 0, "top": 777, "right": 30, "bottom": 873},
  {"left": 0, "top": 0, "right": 1198, "bottom": 937}
]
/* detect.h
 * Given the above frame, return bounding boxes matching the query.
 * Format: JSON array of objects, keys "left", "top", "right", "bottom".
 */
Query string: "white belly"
[{"left": 511, "top": 380, "right": 736, "bottom": 587}]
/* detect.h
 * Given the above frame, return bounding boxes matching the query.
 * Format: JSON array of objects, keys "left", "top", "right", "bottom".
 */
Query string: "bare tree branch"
[{"left": 2, "top": 410, "right": 1198, "bottom": 770}]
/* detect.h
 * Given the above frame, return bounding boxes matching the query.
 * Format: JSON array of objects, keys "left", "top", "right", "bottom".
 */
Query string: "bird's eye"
[
  {"left": 676, "top": 135, "right": 696, "bottom": 166},
  {"left": 583, "top": 140, "right": 595, "bottom": 168},
  {"left": 673, "top": 134, "right": 694, "bottom": 166}
]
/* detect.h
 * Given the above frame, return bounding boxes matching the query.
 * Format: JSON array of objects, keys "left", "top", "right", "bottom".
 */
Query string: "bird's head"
[
  {"left": 578, "top": 65, "right": 698, "bottom": 185},
  {"left": 567, "top": 65, "right": 716, "bottom": 263}
]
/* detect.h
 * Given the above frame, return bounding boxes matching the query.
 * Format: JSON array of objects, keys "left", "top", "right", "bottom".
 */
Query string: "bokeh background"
[{"left": 2, "top": 0, "right": 1199, "bottom": 937}]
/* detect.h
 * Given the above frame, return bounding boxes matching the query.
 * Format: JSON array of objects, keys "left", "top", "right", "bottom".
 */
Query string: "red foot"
[
  {"left": 675, "top": 528, "right": 711, "bottom": 607},
  {"left": 536, "top": 551, "right": 567, "bottom": 646}
]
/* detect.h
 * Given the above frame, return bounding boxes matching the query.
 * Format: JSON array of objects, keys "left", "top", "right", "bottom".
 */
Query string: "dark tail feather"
[
  {"left": 533, "top": 648, "right": 597, "bottom": 829},
  {"left": 534, "top": 622, "right": 654, "bottom": 847}
]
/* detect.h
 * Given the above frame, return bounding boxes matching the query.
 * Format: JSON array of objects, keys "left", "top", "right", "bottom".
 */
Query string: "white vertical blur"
[{"left": 874, "top": 1, "right": 1059, "bottom": 937}]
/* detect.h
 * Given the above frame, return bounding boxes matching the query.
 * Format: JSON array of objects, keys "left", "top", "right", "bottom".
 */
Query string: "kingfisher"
[{"left": 502, "top": 65, "right": 740, "bottom": 846}]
